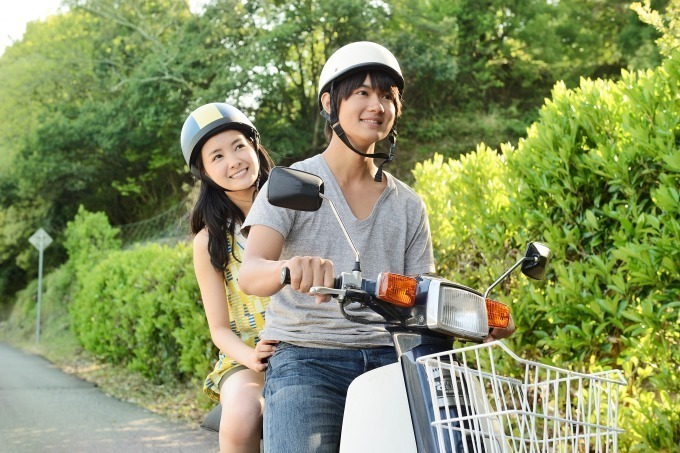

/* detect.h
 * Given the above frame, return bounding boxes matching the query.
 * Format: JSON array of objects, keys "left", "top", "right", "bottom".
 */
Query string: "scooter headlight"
[{"left": 426, "top": 280, "right": 489, "bottom": 341}]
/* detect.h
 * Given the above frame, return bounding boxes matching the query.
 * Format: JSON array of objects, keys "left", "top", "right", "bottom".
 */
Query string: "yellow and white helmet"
[{"left": 180, "top": 103, "right": 259, "bottom": 179}]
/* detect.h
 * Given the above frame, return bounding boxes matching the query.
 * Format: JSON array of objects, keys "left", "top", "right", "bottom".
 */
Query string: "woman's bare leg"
[{"left": 218, "top": 369, "right": 264, "bottom": 453}]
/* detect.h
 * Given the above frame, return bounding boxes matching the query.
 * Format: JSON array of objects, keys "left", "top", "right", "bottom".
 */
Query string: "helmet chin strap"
[
  {"left": 322, "top": 84, "right": 396, "bottom": 183},
  {"left": 376, "top": 132, "right": 396, "bottom": 183}
]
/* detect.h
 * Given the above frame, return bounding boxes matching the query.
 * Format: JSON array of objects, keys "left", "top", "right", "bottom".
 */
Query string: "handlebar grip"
[
  {"left": 280, "top": 266, "right": 343, "bottom": 289},
  {"left": 280, "top": 267, "right": 291, "bottom": 285}
]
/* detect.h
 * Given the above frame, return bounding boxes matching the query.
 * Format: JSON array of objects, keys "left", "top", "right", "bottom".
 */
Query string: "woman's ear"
[{"left": 320, "top": 92, "right": 332, "bottom": 116}]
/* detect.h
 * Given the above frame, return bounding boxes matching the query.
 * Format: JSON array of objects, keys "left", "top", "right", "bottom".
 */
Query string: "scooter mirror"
[
  {"left": 521, "top": 242, "right": 551, "bottom": 280},
  {"left": 267, "top": 166, "right": 325, "bottom": 212}
]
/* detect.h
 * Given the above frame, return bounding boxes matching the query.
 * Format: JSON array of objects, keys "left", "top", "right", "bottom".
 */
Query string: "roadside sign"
[
  {"left": 29, "top": 228, "right": 53, "bottom": 343},
  {"left": 29, "top": 228, "right": 53, "bottom": 251}
]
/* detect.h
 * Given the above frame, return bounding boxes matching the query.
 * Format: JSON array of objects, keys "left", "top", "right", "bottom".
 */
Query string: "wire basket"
[{"left": 416, "top": 341, "right": 627, "bottom": 453}]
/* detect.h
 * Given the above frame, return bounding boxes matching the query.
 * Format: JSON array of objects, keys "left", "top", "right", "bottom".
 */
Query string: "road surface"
[{"left": 0, "top": 342, "right": 219, "bottom": 452}]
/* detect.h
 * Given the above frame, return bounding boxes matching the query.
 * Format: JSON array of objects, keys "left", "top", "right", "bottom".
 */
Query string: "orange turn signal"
[
  {"left": 486, "top": 298, "right": 510, "bottom": 328},
  {"left": 377, "top": 273, "right": 417, "bottom": 308}
]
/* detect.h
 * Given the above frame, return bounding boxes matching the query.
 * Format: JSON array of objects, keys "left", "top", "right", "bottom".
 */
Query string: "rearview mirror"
[
  {"left": 267, "top": 166, "right": 324, "bottom": 212},
  {"left": 521, "top": 242, "right": 551, "bottom": 280}
]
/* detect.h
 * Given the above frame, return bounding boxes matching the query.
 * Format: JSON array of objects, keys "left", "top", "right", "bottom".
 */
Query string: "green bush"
[
  {"left": 64, "top": 205, "right": 122, "bottom": 279},
  {"left": 413, "top": 145, "right": 516, "bottom": 287},
  {"left": 508, "top": 55, "right": 679, "bottom": 450},
  {"left": 414, "top": 54, "right": 679, "bottom": 450},
  {"left": 64, "top": 206, "right": 213, "bottom": 385},
  {"left": 70, "top": 241, "right": 214, "bottom": 384}
]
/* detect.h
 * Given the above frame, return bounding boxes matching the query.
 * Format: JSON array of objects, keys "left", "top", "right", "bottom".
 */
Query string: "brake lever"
[{"left": 309, "top": 286, "right": 346, "bottom": 298}]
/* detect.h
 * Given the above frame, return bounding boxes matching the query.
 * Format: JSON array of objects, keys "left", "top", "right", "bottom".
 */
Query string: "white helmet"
[{"left": 317, "top": 41, "right": 404, "bottom": 106}]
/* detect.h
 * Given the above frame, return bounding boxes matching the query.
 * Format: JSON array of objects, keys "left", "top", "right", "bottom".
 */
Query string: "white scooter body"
[
  {"left": 339, "top": 362, "right": 416, "bottom": 453},
  {"left": 339, "top": 356, "right": 506, "bottom": 453}
]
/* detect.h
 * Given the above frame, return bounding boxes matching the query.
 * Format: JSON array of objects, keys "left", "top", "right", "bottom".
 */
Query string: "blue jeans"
[{"left": 263, "top": 343, "right": 397, "bottom": 453}]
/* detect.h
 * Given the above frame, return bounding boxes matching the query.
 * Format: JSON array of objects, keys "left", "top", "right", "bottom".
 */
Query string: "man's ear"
[{"left": 320, "top": 92, "right": 332, "bottom": 116}]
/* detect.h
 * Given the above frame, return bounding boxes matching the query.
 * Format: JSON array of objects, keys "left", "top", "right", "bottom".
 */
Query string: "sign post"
[{"left": 29, "top": 228, "right": 53, "bottom": 343}]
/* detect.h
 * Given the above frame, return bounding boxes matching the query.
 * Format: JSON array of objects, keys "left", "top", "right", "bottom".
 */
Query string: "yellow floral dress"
[{"left": 203, "top": 230, "right": 269, "bottom": 402}]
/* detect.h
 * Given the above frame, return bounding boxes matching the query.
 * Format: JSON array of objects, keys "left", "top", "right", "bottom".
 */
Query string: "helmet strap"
[
  {"left": 374, "top": 130, "right": 397, "bottom": 183},
  {"left": 252, "top": 175, "right": 261, "bottom": 202},
  {"left": 322, "top": 83, "right": 393, "bottom": 183}
]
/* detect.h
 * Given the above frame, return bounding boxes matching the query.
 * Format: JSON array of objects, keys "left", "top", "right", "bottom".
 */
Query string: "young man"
[
  {"left": 240, "top": 41, "right": 513, "bottom": 452},
  {"left": 239, "top": 41, "right": 434, "bottom": 452}
]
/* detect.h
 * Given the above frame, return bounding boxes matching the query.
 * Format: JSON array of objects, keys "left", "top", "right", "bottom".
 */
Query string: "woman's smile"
[{"left": 230, "top": 167, "right": 249, "bottom": 179}]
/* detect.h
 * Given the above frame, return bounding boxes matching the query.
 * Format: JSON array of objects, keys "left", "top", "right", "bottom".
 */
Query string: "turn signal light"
[
  {"left": 377, "top": 273, "right": 417, "bottom": 307},
  {"left": 486, "top": 298, "right": 510, "bottom": 328}
]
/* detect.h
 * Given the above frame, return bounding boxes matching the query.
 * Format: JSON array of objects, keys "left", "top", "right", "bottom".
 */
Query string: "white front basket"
[{"left": 416, "top": 341, "right": 627, "bottom": 453}]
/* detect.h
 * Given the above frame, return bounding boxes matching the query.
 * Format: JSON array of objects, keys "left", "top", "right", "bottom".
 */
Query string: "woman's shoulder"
[{"left": 193, "top": 228, "right": 210, "bottom": 249}]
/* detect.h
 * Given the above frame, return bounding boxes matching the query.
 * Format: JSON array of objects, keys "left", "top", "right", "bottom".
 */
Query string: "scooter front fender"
[{"left": 339, "top": 362, "right": 416, "bottom": 453}]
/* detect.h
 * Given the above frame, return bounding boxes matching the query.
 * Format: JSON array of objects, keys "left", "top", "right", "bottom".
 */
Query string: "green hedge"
[
  {"left": 413, "top": 54, "right": 679, "bottom": 450},
  {"left": 69, "top": 240, "right": 213, "bottom": 384},
  {"left": 64, "top": 207, "right": 214, "bottom": 385}
]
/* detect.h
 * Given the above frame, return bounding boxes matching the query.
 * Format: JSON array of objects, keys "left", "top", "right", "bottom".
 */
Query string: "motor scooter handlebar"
[
  {"left": 280, "top": 267, "right": 290, "bottom": 285},
  {"left": 280, "top": 266, "right": 343, "bottom": 289}
]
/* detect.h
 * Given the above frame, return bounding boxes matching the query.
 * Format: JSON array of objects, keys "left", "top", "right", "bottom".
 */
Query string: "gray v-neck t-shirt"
[{"left": 242, "top": 155, "right": 435, "bottom": 348}]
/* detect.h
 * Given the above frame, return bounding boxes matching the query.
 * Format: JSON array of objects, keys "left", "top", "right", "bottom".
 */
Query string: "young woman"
[
  {"left": 180, "top": 102, "right": 278, "bottom": 453},
  {"left": 238, "top": 42, "right": 436, "bottom": 452}
]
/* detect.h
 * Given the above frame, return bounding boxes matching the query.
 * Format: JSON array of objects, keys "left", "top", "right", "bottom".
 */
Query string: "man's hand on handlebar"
[{"left": 282, "top": 256, "right": 335, "bottom": 304}]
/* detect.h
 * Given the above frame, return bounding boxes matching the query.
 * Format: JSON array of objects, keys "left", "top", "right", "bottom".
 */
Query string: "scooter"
[{"left": 269, "top": 166, "right": 625, "bottom": 453}]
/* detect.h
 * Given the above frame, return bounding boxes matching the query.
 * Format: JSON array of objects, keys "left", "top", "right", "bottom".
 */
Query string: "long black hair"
[{"left": 190, "top": 141, "right": 273, "bottom": 273}]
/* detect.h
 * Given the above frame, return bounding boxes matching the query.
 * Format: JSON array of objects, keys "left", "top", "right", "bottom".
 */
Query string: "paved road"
[{"left": 0, "top": 342, "right": 219, "bottom": 452}]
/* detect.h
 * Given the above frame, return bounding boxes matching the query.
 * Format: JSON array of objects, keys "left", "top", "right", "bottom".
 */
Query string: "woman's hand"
[
  {"left": 283, "top": 256, "right": 335, "bottom": 304},
  {"left": 247, "top": 340, "right": 279, "bottom": 372}
]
